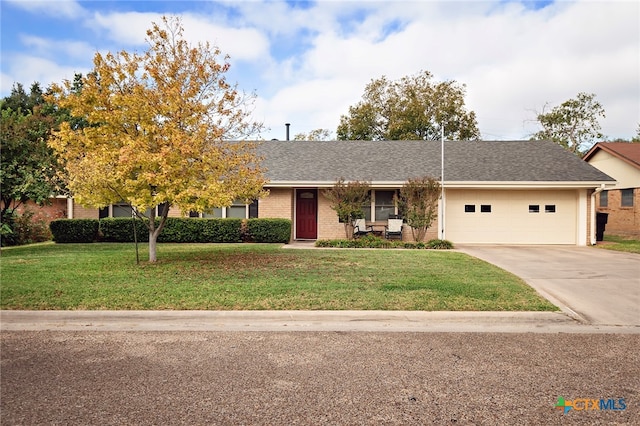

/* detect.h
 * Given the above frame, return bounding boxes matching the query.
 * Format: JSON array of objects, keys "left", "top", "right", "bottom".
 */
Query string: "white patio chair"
[
  {"left": 385, "top": 215, "right": 403, "bottom": 240},
  {"left": 353, "top": 218, "right": 373, "bottom": 238}
]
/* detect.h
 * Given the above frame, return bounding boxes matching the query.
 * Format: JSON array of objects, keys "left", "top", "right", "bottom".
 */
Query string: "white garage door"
[{"left": 445, "top": 189, "right": 577, "bottom": 244}]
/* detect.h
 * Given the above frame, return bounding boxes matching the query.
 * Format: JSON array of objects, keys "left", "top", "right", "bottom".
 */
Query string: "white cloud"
[
  {"left": 1, "top": 54, "right": 89, "bottom": 91},
  {"left": 19, "top": 35, "right": 97, "bottom": 61},
  {"left": 85, "top": 12, "right": 270, "bottom": 62},
  {"left": 5, "top": 0, "right": 86, "bottom": 19}
]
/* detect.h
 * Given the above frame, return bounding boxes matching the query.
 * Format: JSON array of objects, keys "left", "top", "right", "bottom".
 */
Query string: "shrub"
[
  {"left": 315, "top": 237, "right": 454, "bottom": 250},
  {"left": 1, "top": 208, "right": 52, "bottom": 246},
  {"left": 12, "top": 208, "right": 52, "bottom": 245},
  {"left": 427, "top": 239, "right": 454, "bottom": 249},
  {"left": 245, "top": 219, "right": 291, "bottom": 243},
  {"left": 50, "top": 219, "right": 99, "bottom": 243}
]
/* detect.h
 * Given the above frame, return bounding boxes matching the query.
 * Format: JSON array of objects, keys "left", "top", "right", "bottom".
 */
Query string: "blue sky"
[{"left": 1, "top": 0, "right": 638, "bottom": 141}]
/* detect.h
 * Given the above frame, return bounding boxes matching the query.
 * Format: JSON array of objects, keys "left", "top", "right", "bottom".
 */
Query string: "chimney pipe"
[{"left": 285, "top": 123, "right": 290, "bottom": 141}]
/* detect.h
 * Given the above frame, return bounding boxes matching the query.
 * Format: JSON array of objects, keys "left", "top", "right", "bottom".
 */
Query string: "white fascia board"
[
  {"left": 265, "top": 181, "right": 405, "bottom": 188},
  {"left": 265, "top": 180, "right": 616, "bottom": 189},
  {"left": 443, "top": 181, "right": 618, "bottom": 189}
]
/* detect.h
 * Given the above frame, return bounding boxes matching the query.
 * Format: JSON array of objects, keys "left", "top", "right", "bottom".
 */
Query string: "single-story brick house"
[
  {"left": 583, "top": 142, "right": 640, "bottom": 238},
  {"left": 65, "top": 139, "right": 615, "bottom": 245}
]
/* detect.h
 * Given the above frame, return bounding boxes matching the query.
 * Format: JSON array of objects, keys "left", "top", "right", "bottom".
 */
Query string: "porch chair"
[
  {"left": 353, "top": 218, "right": 373, "bottom": 238},
  {"left": 385, "top": 215, "right": 403, "bottom": 240}
]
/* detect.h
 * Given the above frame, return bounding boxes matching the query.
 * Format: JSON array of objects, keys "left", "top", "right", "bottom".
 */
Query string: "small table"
[{"left": 370, "top": 225, "right": 386, "bottom": 237}]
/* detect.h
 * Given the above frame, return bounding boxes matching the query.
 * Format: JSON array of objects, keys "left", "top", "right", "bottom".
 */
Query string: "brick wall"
[
  {"left": 259, "top": 188, "right": 293, "bottom": 219},
  {"left": 72, "top": 201, "right": 99, "bottom": 219},
  {"left": 16, "top": 199, "right": 67, "bottom": 224},
  {"left": 318, "top": 190, "right": 345, "bottom": 239},
  {"left": 597, "top": 188, "right": 640, "bottom": 237}
]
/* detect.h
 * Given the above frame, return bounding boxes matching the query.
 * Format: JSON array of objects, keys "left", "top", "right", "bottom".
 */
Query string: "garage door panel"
[{"left": 445, "top": 190, "right": 577, "bottom": 244}]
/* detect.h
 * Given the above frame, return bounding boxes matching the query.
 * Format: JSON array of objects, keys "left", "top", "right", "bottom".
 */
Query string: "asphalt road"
[{"left": 2, "top": 331, "right": 638, "bottom": 425}]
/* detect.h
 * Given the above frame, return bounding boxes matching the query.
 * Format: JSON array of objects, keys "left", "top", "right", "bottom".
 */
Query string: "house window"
[
  {"left": 101, "top": 202, "right": 170, "bottom": 218},
  {"left": 465, "top": 204, "right": 476, "bottom": 213},
  {"left": 144, "top": 202, "right": 169, "bottom": 217},
  {"left": 545, "top": 205, "right": 556, "bottom": 213},
  {"left": 202, "top": 208, "right": 223, "bottom": 218},
  {"left": 361, "top": 191, "right": 372, "bottom": 221},
  {"left": 362, "top": 190, "right": 397, "bottom": 221},
  {"left": 227, "top": 199, "right": 248, "bottom": 218},
  {"left": 248, "top": 199, "right": 259, "bottom": 218},
  {"left": 198, "top": 200, "right": 258, "bottom": 219},
  {"left": 480, "top": 205, "right": 491, "bottom": 213},
  {"left": 599, "top": 191, "right": 608, "bottom": 208},
  {"left": 621, "top": 189, "right": 634, "bottom": 207},
  {"left": 113, "top": 203, "right": 134, "bottom": 217},
  {"left": 529, "top": 205, "right": 540, "bottom": 213},
  {"left": 374, "top": 190, "right": 396, "bottom": 221}
]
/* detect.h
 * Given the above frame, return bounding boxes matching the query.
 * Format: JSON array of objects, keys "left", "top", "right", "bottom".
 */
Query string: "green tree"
[
  {"left": 337, "top": 70, "right": 480, "bottom": 141},
  {"left": 293, "top": 128, "right": 333, "bottom": 141},
  {"left": 0, "top": 82, "right": 62, "bottom": 220},
  {"left": 323, "top": 178, "right": 371, "bottom": 239},
  {"left": 532, "top": 92, "right": 606, "bottom": 155},
  {"left": 47, "top": 16, "right": 267, "bottom": 262},
  {"left": 397, "top": 176, "right": 441, "bottom": 242}
]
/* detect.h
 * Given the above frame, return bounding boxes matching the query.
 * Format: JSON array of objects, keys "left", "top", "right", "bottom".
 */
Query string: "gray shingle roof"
[{"left": 257, "top": 140, "right": 614, "bottom": 184}]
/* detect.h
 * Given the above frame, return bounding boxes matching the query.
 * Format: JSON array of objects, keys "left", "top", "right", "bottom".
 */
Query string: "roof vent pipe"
[{"left": 285, "top": 123, "right": 290, "bottom": 141}]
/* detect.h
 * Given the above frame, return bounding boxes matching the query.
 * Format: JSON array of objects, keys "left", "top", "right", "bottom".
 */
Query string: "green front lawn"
[
  {"left": 0, "top": 243, "right": 556, "bottom": 311},
  {"left": 596, "top": 235, "right": 640, "bottom": 254}
]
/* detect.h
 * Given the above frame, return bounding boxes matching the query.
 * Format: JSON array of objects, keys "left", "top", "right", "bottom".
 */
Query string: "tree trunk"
[
  {"left": 147, "top": 203, "right": 169, "bottom": 263},
  {"left": 149, "top": 229, "right": 158, "bottom": 262},
  {"left": 148, "top": 205, "right": 157, "bottom": 262},
  {"left": 344, "top": 222, "right": 355, "bottom": 240}
]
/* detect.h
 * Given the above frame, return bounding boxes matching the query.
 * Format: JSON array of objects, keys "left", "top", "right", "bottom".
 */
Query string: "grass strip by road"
[{"left": 0, "top": 243, "right": 557, "bottom": 311}]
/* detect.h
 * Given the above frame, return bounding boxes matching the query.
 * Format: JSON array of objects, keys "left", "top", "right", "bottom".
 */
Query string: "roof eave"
[
  {"left": 444, "top": 181, "right": 617, "bottom": 189},
  {"left": 265, "top": 180, "right": 617, "bottom": 189}
]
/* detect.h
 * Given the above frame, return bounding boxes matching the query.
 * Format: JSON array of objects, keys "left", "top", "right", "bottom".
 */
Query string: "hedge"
[
  {"left": 49, "top": 219, "right": 99, "bottom": 243},
  {"left": 158, "top": 218, "right": 243, "bottom": 243},
  {"left": 50, "top": 217, "right": 291, "bottom": 244},
  {"left": 244, "top": 218, "right": 291, "bottom": 243},
  {"left": 98, "top": 217, "right": 243, "bottom": 243}
]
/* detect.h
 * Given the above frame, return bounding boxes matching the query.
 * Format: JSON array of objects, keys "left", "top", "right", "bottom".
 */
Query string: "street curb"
[{"left": 2, "top": 310, "right": 638, "bottom": 334}]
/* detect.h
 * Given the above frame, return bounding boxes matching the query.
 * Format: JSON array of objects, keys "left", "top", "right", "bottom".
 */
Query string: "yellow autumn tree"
[{"left": 47, "top": 16, "right": 267, "bottom": 262}]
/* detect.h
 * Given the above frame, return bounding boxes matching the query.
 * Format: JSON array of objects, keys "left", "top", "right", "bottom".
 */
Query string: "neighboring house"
[
  {"left": 66, "top": 140, "right": 615, "bottom": 245},
  {"left": 583, "top": 142, "right": 640, "bottom": 238},
  {"left": 13, "top": 197, "right": 67, "bottom": 225}
]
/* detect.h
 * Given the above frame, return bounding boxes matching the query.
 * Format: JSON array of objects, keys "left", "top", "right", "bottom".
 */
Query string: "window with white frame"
[
  {"left": 100, "top": 202, "right": 169, "bottom": 218},
  {"left": 361, "top": 190, "right": 397, "bottom": 221},
  {"left": 194, "top": 200, "right": 258, "bottom": 219}
]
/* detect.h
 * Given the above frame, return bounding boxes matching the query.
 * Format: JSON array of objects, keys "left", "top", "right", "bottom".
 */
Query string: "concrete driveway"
[{"left": 457, "top": 245, "right": 640, "bottom": 326}]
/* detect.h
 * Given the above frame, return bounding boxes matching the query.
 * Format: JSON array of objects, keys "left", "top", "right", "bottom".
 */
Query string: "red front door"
[{"left": 296, "top": 189, "right": 317, "bottom": 239}]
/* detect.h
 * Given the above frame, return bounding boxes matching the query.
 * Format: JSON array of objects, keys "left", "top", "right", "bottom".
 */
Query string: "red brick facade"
[{"left": 597, "top": 188, "right": 640, "bottom": 237}]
